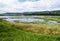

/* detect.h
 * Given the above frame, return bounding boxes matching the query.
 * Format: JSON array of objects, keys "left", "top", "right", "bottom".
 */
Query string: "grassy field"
[
  {"left": 11, "top": 22, "right": 60, "bottom": 35},
  {"left": 43, "top": 16, "right": 60, "bottom": 23},
  {"left": 0, "top": 20, "right": 60, "bottom": 41},
  {"left": 34, "top": 16, "right": 60, "bottom": 23}
]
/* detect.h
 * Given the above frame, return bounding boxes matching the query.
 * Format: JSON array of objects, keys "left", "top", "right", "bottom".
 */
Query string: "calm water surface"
[{"left": 0, "top": 16, "right": 58, "bottom": 24}]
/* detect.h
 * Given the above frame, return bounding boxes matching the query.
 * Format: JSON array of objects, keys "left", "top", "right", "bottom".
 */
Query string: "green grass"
[
  {"left": 43, "top": 16, "right": 60, "bottom": 23},
  {"left": 34, "top": 16, "right": 60, "bottom": 23},
  {"left": 0, "top": 20, "right": 60, "bottom": 41}
]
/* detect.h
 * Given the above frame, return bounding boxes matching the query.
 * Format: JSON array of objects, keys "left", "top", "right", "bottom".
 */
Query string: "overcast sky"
[{"left": 0, "top": 0, "right": 60, "bottom": 13}]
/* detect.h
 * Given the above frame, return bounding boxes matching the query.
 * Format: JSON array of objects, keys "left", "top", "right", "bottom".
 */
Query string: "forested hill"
[
  {"left": 0, "top": 10, "right": 60, "bottom": 16},
  {"left": 30, "top": 10, "right": 60, "bottom": 15}
]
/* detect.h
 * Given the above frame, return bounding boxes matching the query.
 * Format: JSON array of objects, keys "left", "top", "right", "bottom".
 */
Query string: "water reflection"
[
  {"left": 5, "top": 19, "right": 45, "bottom": 22},
  {"left": 0, "top": 16, "right": 58, "bottom": 24},
  {"left": 48, "top": 20, "right": 58, "bottom": 24}
]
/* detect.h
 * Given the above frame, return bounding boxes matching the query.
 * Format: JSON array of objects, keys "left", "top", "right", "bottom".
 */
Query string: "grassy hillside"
[{"left": 0, "top": 20, "right": 60, "bottom": 41}]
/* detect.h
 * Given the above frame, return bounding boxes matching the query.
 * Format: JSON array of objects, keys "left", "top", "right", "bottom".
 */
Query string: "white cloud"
[{"left": 0, "top": 0, "right": 60, "bottom": 13}]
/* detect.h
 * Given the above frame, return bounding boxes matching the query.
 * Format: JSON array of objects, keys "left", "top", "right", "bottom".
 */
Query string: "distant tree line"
[
  {"left": 0, "top": 10, "right": 60, "bottom": 16},
  {"left": 24, "top": 10, "right": 60, "bottom": 16}
]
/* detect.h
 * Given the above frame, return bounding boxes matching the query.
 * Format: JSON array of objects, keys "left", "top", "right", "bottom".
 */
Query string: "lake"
[{"left": 0, "top": 16, "right": 58, "bottom": 24}]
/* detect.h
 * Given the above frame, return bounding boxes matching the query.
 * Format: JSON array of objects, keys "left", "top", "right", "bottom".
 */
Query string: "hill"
[
  {"left": 0, "top": 10, "right": 60, "bottom": 16},
  {"left": 0, "top": 20, "right": 60, "bottom": 41}
]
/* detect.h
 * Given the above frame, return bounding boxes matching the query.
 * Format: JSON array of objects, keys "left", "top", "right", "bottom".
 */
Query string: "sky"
[{"left": 0, "top": 0, "right": 60, "bottom": 13}]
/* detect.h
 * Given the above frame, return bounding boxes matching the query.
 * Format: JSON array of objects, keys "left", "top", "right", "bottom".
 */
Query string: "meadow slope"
[{"left": 0, "top": 20, "right": 60, "bottom": 41}]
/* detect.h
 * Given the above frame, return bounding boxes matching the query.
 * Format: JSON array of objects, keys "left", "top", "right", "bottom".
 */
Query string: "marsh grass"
[
  {"left": 10, "top": 21, "right": 60, "bottom": 35},
  {"left": 0, "top": 20, "right": 60, "bottom": 41}
]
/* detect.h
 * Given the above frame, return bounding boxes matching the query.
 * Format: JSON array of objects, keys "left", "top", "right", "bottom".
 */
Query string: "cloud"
[
  {"left": 18, "top": 0, "right": 39, "bottom": 2},
  {"left": 0, "top": 0, "right": 60, "bottom": 13}
]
